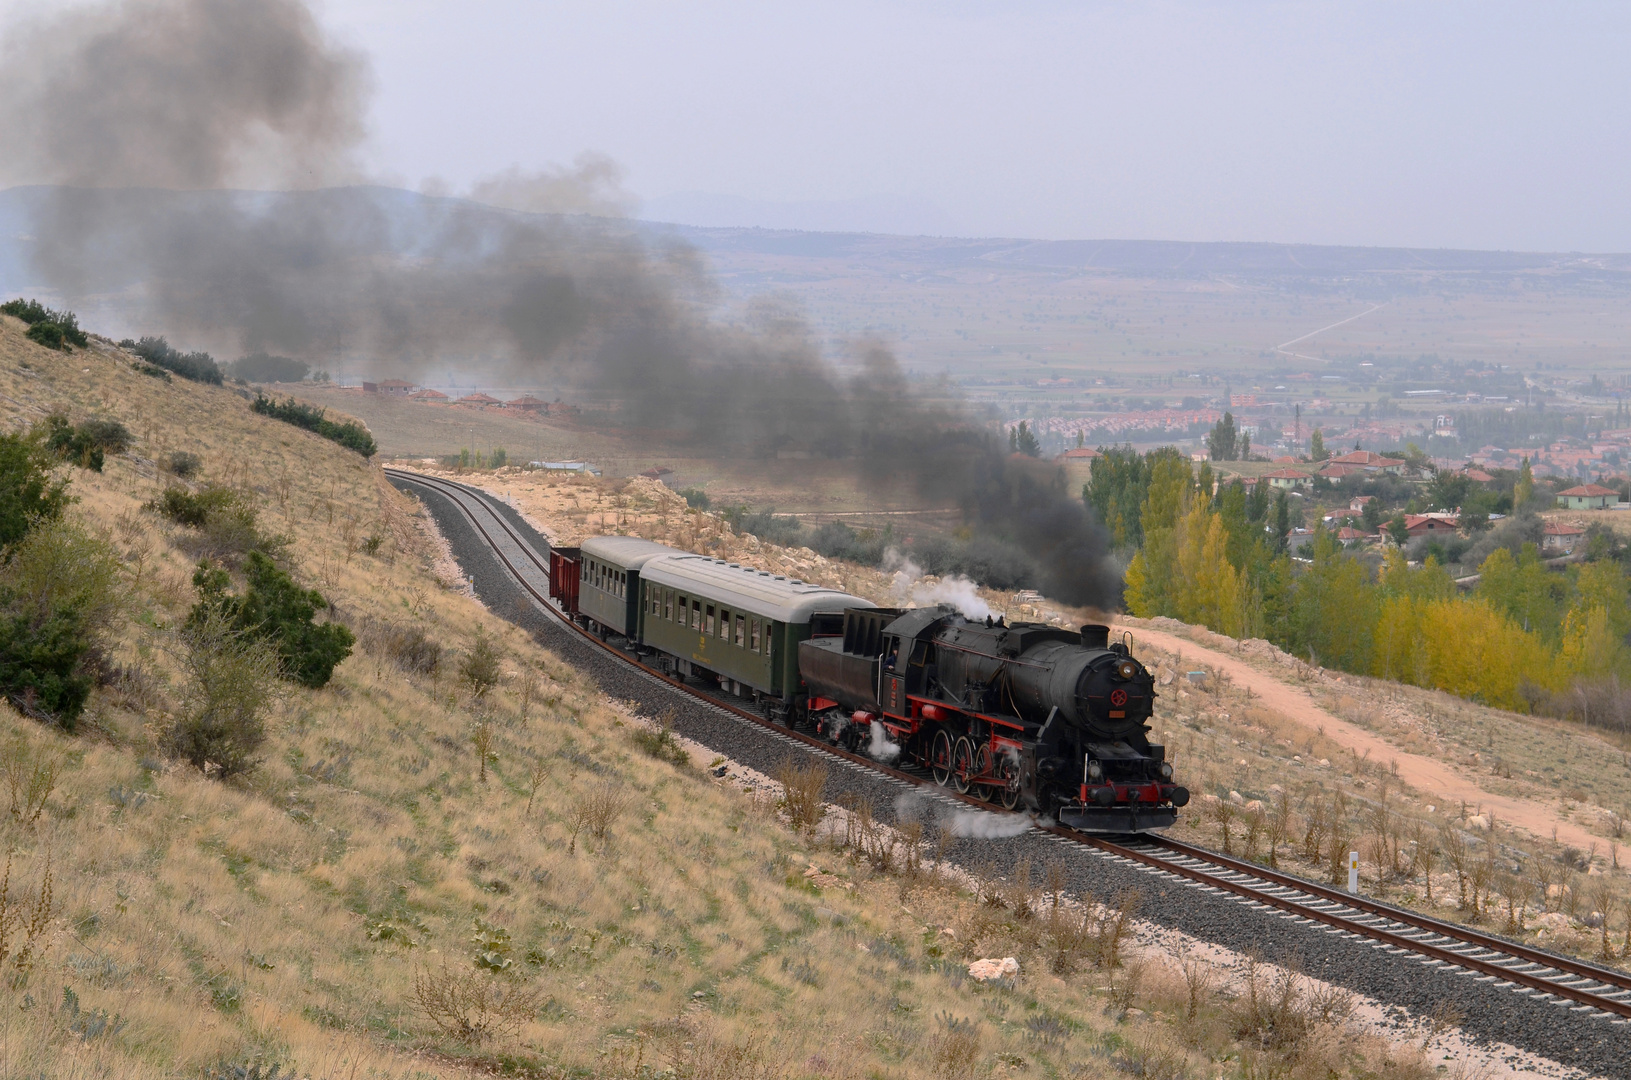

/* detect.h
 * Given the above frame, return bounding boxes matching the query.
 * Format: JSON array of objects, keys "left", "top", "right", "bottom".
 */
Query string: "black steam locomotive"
[
  {"left": 800, "top": 607, "right": 1188, "bottom": 831},
  {"left": 549, "top": 535, "right": 1185, "bottom": 832}
]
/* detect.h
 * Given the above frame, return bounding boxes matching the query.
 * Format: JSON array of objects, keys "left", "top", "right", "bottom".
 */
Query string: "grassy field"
[{"left": 0, "top": 315, "right": 1502, "bottom": 1078}]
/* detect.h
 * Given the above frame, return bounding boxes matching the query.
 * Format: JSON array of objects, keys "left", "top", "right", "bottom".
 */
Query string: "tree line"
[{"left": 1093, "top": 446, "right": 1631, "bottom": 723}]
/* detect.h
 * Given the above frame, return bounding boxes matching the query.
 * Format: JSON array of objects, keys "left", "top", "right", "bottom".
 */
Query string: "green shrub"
[
  {"left": 0, "top": 602, "right": 93, "bottom": 727},
  {"left": 44, "top": 416, "right": 131, "bottom": 472},
  {"left": 458, "top": 629, "right": 501, "bottom": 699},
  {"left": 77, "top": 418, "right": 133, "bottom": 454},
  {"left": 167, "top": 608, "right": 278, "bottom": 777},
  {"left": 149, "top": 485, "right": 244, "bottom": 528},
  {"left": 489, "top": 447, "right": 507, "bottom": 468},
  {"left": 250, "top": 395, "right": 376, "bottom": 457},
  {"left": 229, "top": 352, "right": 310, "bottom": 383},
  {"left": 25, "top": 323, "right": 64, "bottom": 350},
  {"left": 129, "top": 336, "right": 222, "bottom": 385},
  {"left": 3, "top": 518, "right": 125, "bottom": 639},
  {"left": 0, "top": 519, "right": 124, "bottom": 729},
  {"left": 0, "top": 431, "right": 71, "bottom": 552},
  {"left": 191, "top": 553, "right": 354, "bottom": 689},
  {"left": 3, "top": 298, "right": 88, "bottom": 348},
  {"left": 680, "top": 487, "right": 710, "bottom": 510},
  {"left": 163, "top": 451, "right": 203, "bottom": 478}
]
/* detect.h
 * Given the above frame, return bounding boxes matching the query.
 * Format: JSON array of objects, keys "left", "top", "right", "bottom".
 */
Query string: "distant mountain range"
[{"left": 4, "top": 184, "right": 1629, "bottom": 299}]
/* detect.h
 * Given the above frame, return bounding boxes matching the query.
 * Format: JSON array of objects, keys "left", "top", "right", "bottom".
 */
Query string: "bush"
[
  {"left": 166, "top": 609, "right": 279, "bottom": 777},
  {"left": 229, "top": 352, "right": 309, "bottom": 383},
  {"left": 149, "top": 485, "right": 245, "bottom": 528},
  {"left": 0, "top": 432, "right": 71, "bottom": 553},
  {"left": 128, "top": 337, "right": 222, "bottom": 385},
  {"left": 0, "top": 603, "right": 93, "bottom": 726},
  {"left": 383, "top": 623, "right": 441, "bottom": 676},
  {"left": 3, "top": 518, "right": 125, "bottom": 640},
  {"left": 3, "top": 298, "right": 88, "bottom": 348},
  {"left": 43, "top": 416, "right": 131, "bottom": 472},
  {"left": 631, "top": 711, "right": 689, "bottom": 767},
  {"left": 680, "top": 487, "right": 711, "bottom": 510},
  {"left": 25, "top": 323, "right": 64, "bottom": 351},
  {"left": 162, "top": 451, "right": 203, "bottom": 479},
  {"left": 459, "top": 630, "right": 501, "bottom": 699},
  {"left": 250, "top": 394, "right": 376, "bottom": 457},
  {"left": 191, "top": 553, "right": 354, "bottom": 688}
]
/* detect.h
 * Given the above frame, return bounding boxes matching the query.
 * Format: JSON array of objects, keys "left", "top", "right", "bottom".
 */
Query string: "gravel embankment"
[{"left": 394, "top": 475, "right": 1628, "bottom": 1076}]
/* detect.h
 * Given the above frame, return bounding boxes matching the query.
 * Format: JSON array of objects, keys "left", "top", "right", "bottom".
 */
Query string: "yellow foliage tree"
[
  {"left": 1172, "top": 501, "right": 1245, "bottom": 637},
  {"left": 1559, "top": 604, "right": 1627, "bottom": 682}
]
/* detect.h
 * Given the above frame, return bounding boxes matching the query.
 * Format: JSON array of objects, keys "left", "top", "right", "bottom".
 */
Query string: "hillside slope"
[{"left": 0, "top": 317, "right": 1501, "bottom": 1079}]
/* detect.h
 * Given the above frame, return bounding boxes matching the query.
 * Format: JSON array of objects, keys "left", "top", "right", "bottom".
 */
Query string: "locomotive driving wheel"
[
  {"left": 951, "top": 737, "right": 976, "bottom": 795},
  {"left": 997, "top": 759, "right": 1022, "bottom": 810},
  {"left": 973, "top": 744, "right": 996, "bottom": 803},
  {"left": 929, "top": 729, "right": 953, "bottom": 786}
]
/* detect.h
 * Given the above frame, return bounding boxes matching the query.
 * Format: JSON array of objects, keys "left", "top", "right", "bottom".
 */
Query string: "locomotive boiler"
[{"left": 799, "top": 607, "right": 1188, "bottom": 831}]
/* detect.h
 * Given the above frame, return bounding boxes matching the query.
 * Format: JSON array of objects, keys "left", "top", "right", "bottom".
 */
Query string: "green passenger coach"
[
  {"left": 576, "top": 536, "right": 682, "bottom": 640},
  {"left": 638, "top": 554, "right": 874, "bottom": 717}
]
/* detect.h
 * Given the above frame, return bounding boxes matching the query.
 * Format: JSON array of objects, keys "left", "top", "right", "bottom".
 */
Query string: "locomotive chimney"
[{"left": 1080, "top": 624, "right": 1110, "bottom": 649}]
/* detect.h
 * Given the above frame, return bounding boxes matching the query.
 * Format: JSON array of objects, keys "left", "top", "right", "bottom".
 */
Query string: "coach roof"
[
  {"left": 642, "top": 554, "right": 876, "bottom": 623},
  {"left": 579, "top": 536, "right": 682, "bottom": 570}
]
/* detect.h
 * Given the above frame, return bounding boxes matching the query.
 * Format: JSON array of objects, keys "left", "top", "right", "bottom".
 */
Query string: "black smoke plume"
[{"left": 0, "top": 0, "right": 1122, "bottom": 608}]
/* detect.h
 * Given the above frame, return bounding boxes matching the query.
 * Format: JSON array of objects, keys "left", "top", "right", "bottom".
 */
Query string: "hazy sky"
[{"left": 7, "top": 0, "right": 1631, "bottom": 249}]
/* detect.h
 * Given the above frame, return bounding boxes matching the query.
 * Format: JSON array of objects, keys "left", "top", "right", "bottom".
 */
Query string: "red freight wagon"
[{"left": 548, "top": 546, "right": 581, "bottom": 613}]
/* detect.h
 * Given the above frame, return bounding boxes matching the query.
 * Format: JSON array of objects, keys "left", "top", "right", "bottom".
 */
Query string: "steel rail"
[{"left": 385, "top": 467, "right": 1631, "bottom": 1022}]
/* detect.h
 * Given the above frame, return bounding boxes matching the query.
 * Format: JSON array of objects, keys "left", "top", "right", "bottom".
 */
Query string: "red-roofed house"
[
  {"left": 1318, "top": 462, "right": 1369, "bottom": 479},
  {"left": 1556, "top": 484, "right": 1621, "bottom": 510},
  {"left": 410, "top": 388, "right": 448, "bottom": 402},
  {"left": 1328, "top": 450, "right": 1406, "bottom": 474},
  {"left": 506, "top": 395, "right": 548, "bottom": 413},
  {"left": 458, "top": 392, "right": 501, "bottom": 407},
  {"left": 378, "top": 378, "right": 417, "bottom": 395},
  {"left": 1349, "top": 495, "right": 1376, "bottom": 511},
  {"left": 1403, "top": 513, "right": 1459, "bottom": 537},
  {"left": 1263, "top": 467, "right": 1310, "bottom": 490},
  {"left": 1336, "top": 526, "right": 1375, "bottom": 543},
  {"left": 1057, "top": 447, "right": 1101, "bottom": 461},
  {"left": 1461, "top": 468, "right": 1495, "bottom": 483},
  {"left": 1542, "top": 522, "right": 1585, "bottom": 554}
]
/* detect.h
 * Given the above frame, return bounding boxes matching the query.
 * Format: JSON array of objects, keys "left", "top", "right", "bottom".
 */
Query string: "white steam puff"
[
  {"left": 894, "top": 791, "right": 1034, "bottom": 839},
  {"left": 884, "top": 548, "right": 993, "bottom": 621},
  {"left": 940, "top": 809, "right": 1034, "bottom": 839},
  {"left": 868, "top": 721, "right": 901, "bottom": 762}
]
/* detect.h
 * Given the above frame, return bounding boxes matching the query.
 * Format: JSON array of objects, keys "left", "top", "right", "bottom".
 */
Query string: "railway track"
[{"left": 386, "top": 467, "right": 1631, "bottom": 1027}]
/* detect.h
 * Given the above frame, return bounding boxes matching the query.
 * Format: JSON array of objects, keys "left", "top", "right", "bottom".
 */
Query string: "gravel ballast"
[{"left": 393, "top": 473, "right": 1628, "bottom": 1075}]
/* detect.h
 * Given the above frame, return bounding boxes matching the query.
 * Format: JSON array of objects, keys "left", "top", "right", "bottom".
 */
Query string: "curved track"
[{"left": 386, "top": 468, "right": 1631, "bottom": 1033}]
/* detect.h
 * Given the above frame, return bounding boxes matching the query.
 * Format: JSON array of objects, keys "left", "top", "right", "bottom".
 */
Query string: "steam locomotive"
[{"left": 550, "top": 535, "right": 1187, "bottom": 832}]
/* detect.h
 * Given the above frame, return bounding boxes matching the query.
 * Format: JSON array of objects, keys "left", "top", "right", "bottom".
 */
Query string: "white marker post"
[{"left": 1348, "top": 851, "right": 1359, "bottom": 893}]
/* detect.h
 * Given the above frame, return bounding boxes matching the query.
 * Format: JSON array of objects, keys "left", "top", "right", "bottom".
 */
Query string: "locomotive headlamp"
[
  {"left": 1159, "top": 762, "right": 1174, "bottom": 780},
  {"left": 1087, "top": 760, "right": 1103, "bottom": 780},
  {"left": 1115, "top": 660, "right": 1138, "bottom": 680}
]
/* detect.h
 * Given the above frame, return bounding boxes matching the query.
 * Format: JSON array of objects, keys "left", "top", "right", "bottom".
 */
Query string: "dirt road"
[{"left": 1124, "top": 623, "right": 1604, "bottom": 852}]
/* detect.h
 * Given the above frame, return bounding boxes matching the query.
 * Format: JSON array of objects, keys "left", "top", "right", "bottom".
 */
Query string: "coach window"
[
  {"left": 691, "top": 599, "right": 701, "bottom": 630},
  {"left": 750, "top": 618, "right": 761, "bottom": 653},
  {"left": 664, "top": 591, "right": 673, "bottom": 621},
  {"left": 735, "top": 614, "right": 745, "bottom": 647},
  {"left": 718, "top": 608, "right": 729, "bottom": 638},
  {"left": 705, "top": 605, "right": 715, "bottom": 635}
]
